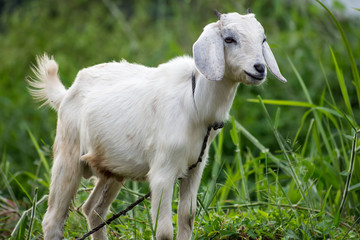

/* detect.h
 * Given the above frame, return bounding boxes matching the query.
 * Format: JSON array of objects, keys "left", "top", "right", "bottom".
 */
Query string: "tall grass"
[{"left": 2, "top": 1, "right": 360, "bottom": 239}]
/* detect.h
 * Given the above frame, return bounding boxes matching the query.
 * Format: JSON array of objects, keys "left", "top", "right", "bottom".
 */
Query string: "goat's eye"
[
  {"left": 224, "top": 37, "right": 236, "bottom": 44},
  {"left": 263, "top": 38, "right": 266, "bottom": 43}
]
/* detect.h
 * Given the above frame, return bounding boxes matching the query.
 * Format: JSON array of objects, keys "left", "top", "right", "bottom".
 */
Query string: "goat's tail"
[{"left": 27, "top": 53, "right": 66, "bottom": 111}]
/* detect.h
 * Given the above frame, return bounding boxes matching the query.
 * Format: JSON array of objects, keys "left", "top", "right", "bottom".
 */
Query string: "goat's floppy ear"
[
  {"left": 263, "top": 41, "right": 287, "bottom": 83},
  {"left": 193, "top": 25, "right": 225, "bottom": 81}
]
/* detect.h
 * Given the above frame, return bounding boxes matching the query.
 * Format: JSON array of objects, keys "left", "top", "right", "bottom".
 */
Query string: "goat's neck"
[{"left": 193, "top": 70, "right": 239, "bottom": 125}]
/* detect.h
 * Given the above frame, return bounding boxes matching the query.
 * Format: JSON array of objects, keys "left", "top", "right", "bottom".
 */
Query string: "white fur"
[{"left": 28, "top": 12, "right": 285, "bottom": 240}]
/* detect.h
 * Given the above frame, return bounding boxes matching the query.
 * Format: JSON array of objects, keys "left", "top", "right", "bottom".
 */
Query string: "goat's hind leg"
[
  {"left": 82, "top": 177, "right": 123, "bottom": 240},
  {"left": 42, "top": 146, "right": 83, "bottom": 240}
]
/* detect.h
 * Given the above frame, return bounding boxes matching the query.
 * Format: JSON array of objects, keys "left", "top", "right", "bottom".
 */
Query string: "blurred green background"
[{"left": 0, "top": 0, "right": 359, "bottom": 210}]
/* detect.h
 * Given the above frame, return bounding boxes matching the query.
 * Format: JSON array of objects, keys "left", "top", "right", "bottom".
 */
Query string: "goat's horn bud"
[
  {"left": 247, "top": 8, "right": 251, "bottom": 14},
  {"left": 214, "top": 9, "right": 222, "bottom": 20}
]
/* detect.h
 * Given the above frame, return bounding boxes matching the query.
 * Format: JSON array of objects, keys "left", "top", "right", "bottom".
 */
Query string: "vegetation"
[{"left": 0, "top": 0, "right": 359, "bottom": 239}]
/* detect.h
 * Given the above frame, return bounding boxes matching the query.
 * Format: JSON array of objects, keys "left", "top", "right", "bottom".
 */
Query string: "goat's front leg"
[
  {"left": 176, "top": 161, "right": 206, "bottom": 240},
  {"left": 149, "top": 164, "right": 177, "bottom": 240}
]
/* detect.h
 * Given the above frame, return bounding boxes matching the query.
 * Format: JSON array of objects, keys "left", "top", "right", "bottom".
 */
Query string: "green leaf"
[
  {"left": 329, "top": 47, "right": 354, "bottom": 120},
  {"left": 230, "top": 117, "right": 239, "bottom": 146},
  {"left": 321, "top": 186, "right": 333, "bottom": 213},
  {"left": 27, "top": 188, "right": 38, "bottom": 240},
  {"left": 247, "top": 99, "right": 316, "bottom": 108},
  {"left": 27, "top": 128, "right": 50, "bottom": 174},
  {"left": 8, "top": 172, "right": 32, "bottom": 203},
  {"left": 288, "top": 57, "right": 313, "bottom": 104},
  {"left": 334, "top": 209, "right": 341, "bottom": 226},
  {"left": 349, "top": 182, "right": 360, "bottom": 192},
  {"left": 11, "top": 213, "right": 28, "bottom": 240}
]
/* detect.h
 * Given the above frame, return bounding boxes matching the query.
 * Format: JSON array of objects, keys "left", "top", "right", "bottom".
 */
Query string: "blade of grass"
[
  {"left": 26, "top": 188, "right": 38, "bottom": 240},
  {"left": 320, "top": 60, "right": 336, "bottom": 105},
  {"left": 8, "top": 171, "right": 32, "bottom": 203},
  {"left": 27, "top": 128, "right": 50, "bottom": 182},
  {"left": 329, "top": 47, "right": 354, "bottom": 120},
  {"left": 196, "top": 195, "right": 209, "bottom": 217},
  {"left": 349, "top": 182, "right": 360, "bottom": 192},
  {"left": 321, "top": 185, "right": 333, "bottom": 213},
  {"left": 247, "top": 99, "right": 315, "bottom": 108},
  {"left": 247, "top": 99, "right": 342, "bottom": 118},
  {"left": 316, "top": 0, "right": 360, "bottom": 109},
  {"left": 300, "top": 118, "right": 314, "bottom": 157},
  {"left": 153, "top": 190, "right": 163, "bottom": 235},
  {"left": 338, "top": 130, "right": 357, "bottom": 215},
  {"left": 288, "top": 57, "right": 312, "bottom": 104},
  {"left": 143, "top": 197, "right": 155, "bottom": 239}
]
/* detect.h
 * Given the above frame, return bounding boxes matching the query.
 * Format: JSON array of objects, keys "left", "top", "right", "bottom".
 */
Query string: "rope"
[
  {"left": 75, "top": 192, "right": 151, "bottom": 240},
  {"left": 188, "top": 121, "right": 224, "bottom": 170},
  {"left": 75, "top": 122, "right": 224, "bottom": 239}
]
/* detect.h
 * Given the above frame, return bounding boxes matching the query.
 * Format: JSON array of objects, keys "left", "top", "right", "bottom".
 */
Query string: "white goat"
[{"left": 28, "top": 11, "right": 286, "bottom": 240}]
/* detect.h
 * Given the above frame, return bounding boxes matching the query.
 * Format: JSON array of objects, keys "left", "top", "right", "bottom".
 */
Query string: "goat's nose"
[{"left": 254, "top": 63, "right": 265, "bottom": 74}]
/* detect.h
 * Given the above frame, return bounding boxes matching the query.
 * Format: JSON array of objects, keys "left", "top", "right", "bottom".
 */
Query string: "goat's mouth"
[{"left": 244, "top": 71, "right": 265, "bottom": 81}]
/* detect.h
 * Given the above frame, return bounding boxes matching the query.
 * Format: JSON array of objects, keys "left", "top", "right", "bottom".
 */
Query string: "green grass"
[{"left": 1, "top": 0, "right": 360, "bottom": 239}]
